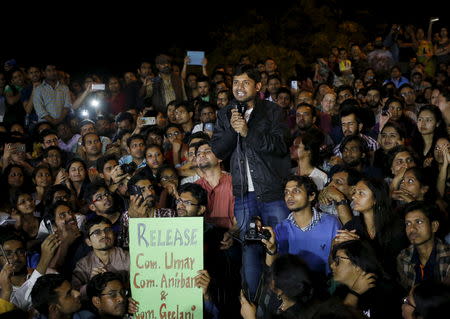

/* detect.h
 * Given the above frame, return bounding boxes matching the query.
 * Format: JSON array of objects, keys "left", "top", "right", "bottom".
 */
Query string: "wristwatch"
[{"left": 335, "top": 199, "right": 349, "bottom": 207}]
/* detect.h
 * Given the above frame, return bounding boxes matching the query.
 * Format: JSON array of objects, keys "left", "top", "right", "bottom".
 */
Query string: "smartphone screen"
[{"left": 291, "top": 80, "right": 298, "bottom": 90}]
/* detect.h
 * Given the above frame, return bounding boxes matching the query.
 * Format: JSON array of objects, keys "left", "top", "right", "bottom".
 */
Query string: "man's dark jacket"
[{"left": 211, "top": 99, "right": 291, "bottom": 202}]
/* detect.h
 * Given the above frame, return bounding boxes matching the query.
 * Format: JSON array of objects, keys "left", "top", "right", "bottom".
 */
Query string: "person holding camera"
[
  {"left": 211, "top": 65, "right": 291, "bottom": 300},
  {"left": 118, "top": 134, "right": 147, "bottom": 169},
  {"left": 263, "top": 175, "right": 341, "bottom": 275}
]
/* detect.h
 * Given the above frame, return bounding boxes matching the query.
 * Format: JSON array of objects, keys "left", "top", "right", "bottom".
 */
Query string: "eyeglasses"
[
  {"left": 333, "top": 255, "right": 351, "bottom": 266},
  {"left": 93, "top": 192, "right": 112, "bottom": 203},
  {"left": 89, "top": 227, "right": 114, "bottom": 237},
  {"left": 167, "top": 131, "right": 181, "bottom": 138},
  {"left": 160, "top": 176, "right": 177, "bottom": 182},
  {"left": 1, "top": 248, "right": 26, "bottom": 259},
  {"left": 100, "top": 289, "right": 129, "bottom": 299},
  {"left": 175, "top": 199, "right": 199, "bottom": 207},
  {"left": 402, "top": 296, "right": 416, "bottom": 308}
]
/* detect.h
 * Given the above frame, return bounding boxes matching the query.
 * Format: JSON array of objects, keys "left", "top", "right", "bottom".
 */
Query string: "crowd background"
[{"left": 1, "top": 15, "right": 450, "bottom": 319}]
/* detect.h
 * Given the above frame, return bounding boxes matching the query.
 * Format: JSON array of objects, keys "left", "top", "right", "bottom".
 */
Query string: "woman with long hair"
[{"left": 335, "top": 178, "right": 408, "bottom": 276}]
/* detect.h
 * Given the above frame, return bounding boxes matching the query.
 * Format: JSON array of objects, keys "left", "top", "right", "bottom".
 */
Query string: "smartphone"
[
  {"left": 291, "top": 80, "right": 298, "bottom": 90},
  {"left": 92, "top": 84, "right": 106, "bottom": 91},
  {"left": 0, "top": 245, "right": 10, "bottom": 264},
  {"left": 128, "top": 184, "right": 143, "bottom": 196},
  {"left": 142, "top": 117, "right": 156, "bottom": 126},
  {"left": 45, "top": 219, "right": 55, "bottom": 234},
  {"left": 204, "top": 123, "right": 214, "bottom": 131}
]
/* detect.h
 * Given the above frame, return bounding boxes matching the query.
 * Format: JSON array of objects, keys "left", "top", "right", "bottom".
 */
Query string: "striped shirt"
[
  {"left": 33, "top": 80, "right": 72, "bottom": 121},
  {"left": 333, "top": 133, "right": 379, "bottom": 157},
  {"left": 287, "top": 207, "right": 322, "bottom": 232}
]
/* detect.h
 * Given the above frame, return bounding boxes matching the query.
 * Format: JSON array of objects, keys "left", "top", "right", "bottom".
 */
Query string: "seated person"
[
  {"left": 72, "top": 216, "right": 129, "bottom": 298},
  {"left": 264, "top": 175, "right": 341, "bottom": 275},
  {"left": 397, "top": 201, "right": 450, "bottom": 291}
]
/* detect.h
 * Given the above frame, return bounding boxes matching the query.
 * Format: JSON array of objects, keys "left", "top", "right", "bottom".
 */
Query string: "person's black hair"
[
  {"left": 385, "top": 96, "right": 405, "bottom": 110},
  {"left": 39, "top": 129, "right": 58, "bottom": 144},
  {"left": 418, "top": 104, "right": 447, "bottom": 138},
  {"left": 32, "top": 163, "right": 52, "bottom": 182},
  {"left": 165, "top": 123, "right": 183, "bottom": 136},
  {"left": 294, "top": 133, "right": 321, "bottom": 167},
  {"left": 328, "top": 165, "right": 362, "bottom": 186},
  {"left": 12, "top": 188, "right": 34, "bottom": 207},
  {"left": 126, "top": 134, "right": 145, "bottom": 148},
  {"left": 380, "top": 82, "right": 397, "bottom": 99},
  {"left": 390, "top": 65, "right": 402, "bottom": 73},
  {"left": 43, "top": 184, "right": 71, "bottom": 208},
  {"left": 187, "top": 131, "right": 210, "bottom": 145},
  {"left": 339, "top": 103, "right": 362, "bottom": 125},
  {"left": 412, "top": 281, "right": 450, "bottom": 319},
  {"left": 271, "top": 254, "right": 315, "bottom": 306},
  {"left": 402, "top": 200, "right": 440, "bottom": 223},
  {"left": 115, "top": 112, "right": 134, "bottom": 124},
  {"left": 174, "top": 101, "right": 194, "bottom": 114},
  {"left": 339, "top": 135, "right": 368, "bottom": 156},
  {"left": 403, "top": 167, "right": 436, "bottom": 202},
  {"left": 145, "top": 126, "right": 165, "bottom": 138},
  {"left": 267, "top": 74, "right": 281, "bottom": 83},
  {"left": 42, "top": 145, "right": 63, "bottom": 159},
  {"left": 87, "top": 272, "right": 124, "bottom": 305},
  {"left": 285, "top": 175, "right": 318, "bottom": 206},
  {"left": 331, "top": 240, "right": 385, "bottom": 279},
  {"left": 145, "top": 143, "right": 163, "bottom": 154},
  {"left": 31, "top": 274, "right": 67, "bottom": 317},
  {"left": 336, "top": 85, "right": 353, "bottom": 96},
  {"left": 439, "top": 87, "right": 450, "bottom": 103},
  {"left": 65, "top": 157, "right": 87, "bottom": 173},
  {"left": 116, "top": 129, "right": 133, "bottom": 142},
  {"left": 127, "top": 171, "right": 156, "bottom": 191},
  {"left": 81, "top": 132, "right": 100, "bottom": 146},
  {"left": 276, "top": 87, "right": 292, "bottom": 101},
  {"left": 0, "top": 229, "right": 25, "bottom": 247},
  {"left": 198, "top": 103, "right": 216, "bottom": 114},
  {"left": 84, "top": 182, "right": 109, "bottom": 204},
  {"left": 234, "top": 65, "right": 261, "bottom": 83},
  {"left": 296, "top": 102, "right": 317, "bottom": 118},
  {"left": 192, "top": 140, "right": 213, "bottom": 156},
  {"left": 197, "top": 75, "right": 210, "bottom": 84},
  {"left": 398, "top": 83, "right": 414, "bottom": 92},
  {"left": 44, "top": 200, "right": 72, "bottom": 224},
  {"left": 178, "top": 183, "right": 207, "bottom": 207},
  {"left": 386, "top": 145, "right": 418, "bottom": 173},
  {"left": 84, "top": 215, "right": 112, "bottom": 237},
  {"left": 1, "top": 164, "right": 27, "bottom": 190},
  {"left": 96, "top": 154, "right": 118, "bottom": 173},
  {"left": 359, "top": 178, "right": 396, "bottom": 247},
  {"left": 156, "top": 164, "right": 178, "bottom": 183}
]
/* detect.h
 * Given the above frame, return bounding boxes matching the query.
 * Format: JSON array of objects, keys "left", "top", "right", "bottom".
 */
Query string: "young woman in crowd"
[
  {"left": 335, "top": 178, "right": 408, "bottom": 277},
  {"left": 331, "top": 240, "right": 403, "bottom": 319}
]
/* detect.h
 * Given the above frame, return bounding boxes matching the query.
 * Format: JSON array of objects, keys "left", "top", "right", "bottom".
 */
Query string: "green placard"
[{"left": 129, "top": 217, "right": 204, "bottom": 319}]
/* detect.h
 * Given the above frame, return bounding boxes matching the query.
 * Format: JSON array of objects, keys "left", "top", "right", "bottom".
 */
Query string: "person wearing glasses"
[
  {"left": 72, "top": 216, "right": 129, "bottom": 300},
  {"left": 0, "top": 231, "right": 59, "bottom": 310},
  {"left": 330, "top": 240, "right": 403, "bottom": 319},
  {"left": 84, "top": 183, "right": 124, "bottom": 239},
  {"left": 87, "top": 272, "right": 139, "bottom": 319}
]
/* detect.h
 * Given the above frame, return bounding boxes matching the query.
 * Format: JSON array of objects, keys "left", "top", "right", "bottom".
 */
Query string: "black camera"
[
  {"left": 244, "top": 217, "right": 271, "bottom": 242},
  {"left": 120, "top": 162, "right": 137, "bottom": 174},
  {"left": 128, "top": 184, "right": 142, "bottom": 196}
]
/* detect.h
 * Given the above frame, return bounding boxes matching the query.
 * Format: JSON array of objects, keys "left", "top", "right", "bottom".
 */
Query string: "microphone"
[{"left": 230, "top": 99, "right": 247, "bottom": 116}]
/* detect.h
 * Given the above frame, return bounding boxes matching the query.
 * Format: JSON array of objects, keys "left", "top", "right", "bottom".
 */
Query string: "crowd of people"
[{"left": 1, "top": 19, "right": 450, "bottom": 319}]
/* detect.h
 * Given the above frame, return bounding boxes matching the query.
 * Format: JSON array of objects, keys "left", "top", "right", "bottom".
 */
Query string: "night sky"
[{"left": 1, "top": 1, "right": 447, "bottom": 78}]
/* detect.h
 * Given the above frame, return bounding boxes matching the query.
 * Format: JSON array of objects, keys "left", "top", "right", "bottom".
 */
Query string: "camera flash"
[
  {"left": 82, "top": 110, "right": 89, "bottom": 117},
  {"left": 91, "top": 99, "right": 100, "bottom": 107}
]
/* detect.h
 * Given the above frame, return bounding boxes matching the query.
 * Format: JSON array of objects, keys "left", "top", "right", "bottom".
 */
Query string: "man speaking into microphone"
[{"left": 211, "top": 65, "right": 291, "bottom": 299}]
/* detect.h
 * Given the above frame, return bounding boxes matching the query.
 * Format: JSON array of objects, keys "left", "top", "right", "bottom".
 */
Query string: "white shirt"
[{"left": 244, "top": 108, "right": 255, "bottom": 192}]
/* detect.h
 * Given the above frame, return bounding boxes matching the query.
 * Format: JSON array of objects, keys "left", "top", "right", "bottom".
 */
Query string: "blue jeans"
[{"left": 234, "top": 192, "right": 289, "bottom": 301}]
